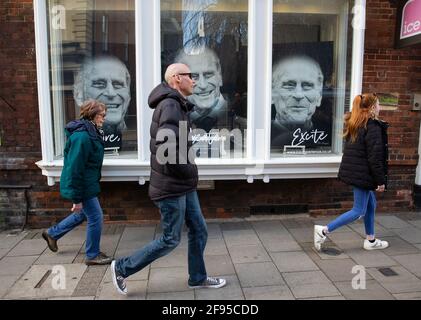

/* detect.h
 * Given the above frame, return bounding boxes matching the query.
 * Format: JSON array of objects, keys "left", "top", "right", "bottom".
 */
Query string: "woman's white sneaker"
[
  {"left": 314, "top": 225, "right": 327, "bottom": 251},
  {"left": 363, "top": 239, "right": 389, "bottom": 250}
]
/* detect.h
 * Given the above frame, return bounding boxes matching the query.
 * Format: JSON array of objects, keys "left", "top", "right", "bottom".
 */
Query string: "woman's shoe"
[{"left": 363, "top": 239, "right": 389, "bottom": 250}]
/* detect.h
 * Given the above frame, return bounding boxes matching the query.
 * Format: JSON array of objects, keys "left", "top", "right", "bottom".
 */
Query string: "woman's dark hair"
[{"left": 79, "top": 100, "right": 106, "bottom": 121}]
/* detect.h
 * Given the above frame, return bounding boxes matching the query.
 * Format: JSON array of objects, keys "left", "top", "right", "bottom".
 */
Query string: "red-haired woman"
[
  {"left": 314, "top": 93, "right": 389, "bottom": 251},
  {"left": 42, "top": 100, "right": 112, "bottom": 265}
]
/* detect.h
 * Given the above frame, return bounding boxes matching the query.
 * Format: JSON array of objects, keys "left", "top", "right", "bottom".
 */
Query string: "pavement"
[{"left": 1, "top": 212, "right": 421, "bottom": 300}]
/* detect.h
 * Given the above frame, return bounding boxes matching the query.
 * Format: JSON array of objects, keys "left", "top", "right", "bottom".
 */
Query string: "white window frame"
[{"left": 34, "top": 0, "right": 365, "bottom": 186}]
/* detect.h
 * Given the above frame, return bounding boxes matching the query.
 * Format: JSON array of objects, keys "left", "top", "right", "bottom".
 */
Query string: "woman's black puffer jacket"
[{"left": 338, "top": 118, "right": 389, "bottom": 190}]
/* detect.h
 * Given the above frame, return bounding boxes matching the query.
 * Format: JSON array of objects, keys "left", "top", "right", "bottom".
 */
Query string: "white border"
[{"left": 34, "top": 0, "right": 364, "bottom": 185}]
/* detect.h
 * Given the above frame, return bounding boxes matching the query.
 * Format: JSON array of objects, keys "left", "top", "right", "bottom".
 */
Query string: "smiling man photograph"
[
  {"left": 271, "top": 55, "right": 330, "bottom": 151},
  {"left": 74, "top": 55, "right": 131, "bottom": 148},
  {"left": 174, "top": 47, "right": 228, "bottom": 132}
]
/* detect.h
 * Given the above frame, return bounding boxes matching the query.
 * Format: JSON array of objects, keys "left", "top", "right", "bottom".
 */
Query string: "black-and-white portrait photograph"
[
  {"left": 74, "top": 55, "right": 132, "bottom": 151},
  {"left": 174, "top": 47, "right": 229, "bottom": 132},
  {"left": 271, "top": 42, "right": 334, "bottom": 153},
  {"left": 161, "top": 0, "right": 248, "bottom": 158}
]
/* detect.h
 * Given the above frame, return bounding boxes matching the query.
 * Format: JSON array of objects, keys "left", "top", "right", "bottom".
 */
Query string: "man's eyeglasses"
[{"left": 175, "top": 73, "right": 193, "bottom": 80}]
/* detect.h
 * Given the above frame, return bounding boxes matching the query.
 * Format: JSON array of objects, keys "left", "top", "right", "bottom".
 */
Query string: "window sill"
[{"left": 35, "top": 155, "right": 342, "bottom": 186}]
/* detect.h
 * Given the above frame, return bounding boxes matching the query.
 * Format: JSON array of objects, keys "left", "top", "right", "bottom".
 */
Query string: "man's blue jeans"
[
  {"left": 47, "top": 197, "right": 103, "bottom": 259},
  {"left": 327, "top": 187, "right": 376, "bottom": 236},
  {"left": 115, "top": 191, "right": 208, "bottom": 285}
]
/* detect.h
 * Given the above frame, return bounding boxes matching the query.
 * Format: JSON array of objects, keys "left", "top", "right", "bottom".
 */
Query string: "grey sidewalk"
[{"left": 1, "top": 212, "right": 421, "bottom": 300}]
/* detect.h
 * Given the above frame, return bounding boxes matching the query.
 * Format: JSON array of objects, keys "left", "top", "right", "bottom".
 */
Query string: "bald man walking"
[{"left": 110, "top": 63, "right": 226, "bottom": 295}]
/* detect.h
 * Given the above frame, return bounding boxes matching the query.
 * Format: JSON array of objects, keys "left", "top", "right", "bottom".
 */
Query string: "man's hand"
[
  {"left": 376, "top": 185, "right": 385, "bottom": 192},
  {"left": 72, "top": 203, "right": 83, "bottom": 212}
]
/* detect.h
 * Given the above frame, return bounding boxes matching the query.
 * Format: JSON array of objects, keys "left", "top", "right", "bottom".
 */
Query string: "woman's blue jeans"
[
  {"left": 115, "top": 191, "right": 208, "bottom": 286},
  {"left": 327, "top": 187, "right": 376, "bottom": 237},
  {"left": 47, "top": 197, "right": 103, "bottom": 259}
]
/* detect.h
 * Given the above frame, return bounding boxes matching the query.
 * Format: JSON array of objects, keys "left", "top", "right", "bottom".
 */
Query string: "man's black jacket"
[{"left": 148, "top": 82, "right": 198, "bottom": 201}]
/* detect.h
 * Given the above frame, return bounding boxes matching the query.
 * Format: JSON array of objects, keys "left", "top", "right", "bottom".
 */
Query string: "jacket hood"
[
  {"left": 148, "top": 82, "right": 194, "bottom": 112},
  {"left": 65, "top": 119, "right": 104, "bottom": 145}
]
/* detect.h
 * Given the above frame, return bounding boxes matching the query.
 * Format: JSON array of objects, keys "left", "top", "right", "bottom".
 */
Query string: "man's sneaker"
[
  {"left": 42, "top": 231, "right": 58, "bottom": 252},
  {"left": 363, "top": 239, "right": 389, "bottom": 250},
  {"left": 110, "top": 260, "right": 127, "bottom": 295},
  {"left": 189, "top": 277, "right": 226, "bottom": 289},
  {"left": 314, "top": 225, "right": 327, "bottom": 251},
  {"left": 85, "top": 252, "right": 113, "bottom": 265}
]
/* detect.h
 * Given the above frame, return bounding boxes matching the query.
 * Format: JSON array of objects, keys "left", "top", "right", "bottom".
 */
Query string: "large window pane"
[
  {"left": 271, "top": 0, "right": 352, "bottom": 157},
  {"left": 161, "top": 0, "right": 248, "bottom": 159},
  {"left": 47, "top": 0, "right": 136, "bottom": 159}
]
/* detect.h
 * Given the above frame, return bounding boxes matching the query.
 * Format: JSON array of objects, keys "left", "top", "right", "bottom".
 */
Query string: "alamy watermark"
[
  {"left": 51, "top": 265, "right": 66, "bottom": 290},
  {"left": 51, "top": 5, "right": 66, "bottom": 30},
  {"left": 351, "top": 265, "right": 366, "bottom": 290}
]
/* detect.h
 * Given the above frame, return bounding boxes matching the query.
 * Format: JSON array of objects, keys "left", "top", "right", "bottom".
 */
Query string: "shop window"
[
  {"left": 160, "top": 0, "right": 248, "bottom": 159},
  {"left": 47, "top": 0, "right": 137, "bottom": 159},
  {"left": 271, "top": 0, "right": 352, "bottom": 157}
]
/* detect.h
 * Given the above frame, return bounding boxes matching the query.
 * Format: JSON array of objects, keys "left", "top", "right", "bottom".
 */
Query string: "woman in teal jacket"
[{"left": 42, "top": 100, "right": 112, "bottom": 265}]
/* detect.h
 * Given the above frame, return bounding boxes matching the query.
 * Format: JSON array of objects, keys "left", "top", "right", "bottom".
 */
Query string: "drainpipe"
[{"left": 414, "top": 120, "right": 421, "bottom": 209}]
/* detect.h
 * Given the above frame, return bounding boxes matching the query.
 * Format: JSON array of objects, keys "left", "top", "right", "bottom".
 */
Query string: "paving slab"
[
  {"left": 408, "top": 220, "right": 421, "bottom": 229},
  {"left": 393, "top": 226, "right": 421, "bottom": 244},
  {"left": 287, "top": 227, "right": 314, "bottom": 243},
  {"left": 299, "top": 295, "right": 346, "bottom": 300},
  {"left": 148, "top": 267, "right": 190, "bottom": 293},
  {"left": 48, "top": 296, "right": 95, "bottom": 300},
  {"left": 6, "top": 239, "right": 47, "bottom": 257},
  {"left": 204, "top": 237, "right": 229, "bottom": 256},
  {"left": 228, "top": 244, "right": 271, "bottom": 264},
  {"left": 119, "top": 226, "right": 156, "bottom": 244},
  {"left": 347, "top": 221, "right": 395, "bottom": 238},
  {"left": 96, "top": 280, "right": 146, "bottom": 300},
  {"left": 366, "top": 266, "right": 421, "bottom": 294},
  {"left": 0, "top": 231, "right": 29, "bottom": 250},
  {"left": 391, "top": 254, "right": 421, "bottom": 277},
  {"left": 5, "top": 263, "right": 86, "bottom": 299},
  {"left": 252, "top": 220, "right": 288, "bottom": 233},
  {"left": 393, "top": 292, "right": 421, "bottom": 300},
  {"left": 314, "top": 258, "right": 373, "bottom": 282},
  {"left": 223, "top": 229, "right": 261, "bottom": 247},
  {"left": 235, "top": 262, "right": 285, "bottom": 287},
  {"left": 281, "top": 218, "right": 314, "bottom": 229},
  {"left": 376, "top": 216, "right": 412, "bottom": 229},
  {"left": 302, "top": 242, "right": 351, "bottom": 261},
  {"left": 270, "top": 251, "right": 319, "bottom": 273},
  {"left": 345, "top": 249, "right": 398, "bottom": 268},
  {"left": 282, "top": 271, "right": 340, "bottom": 299},
  {"left": 378, "top": 236, "right": 420, "bottom": 256},
  {"left": 146, "top": 291, "right": 194, "bottom": 300},
  {"left": 206, "top": 223, "right": 223, "bottom": 239},
  {"left": 0, "top": 255, "right": 38, "bottom": 276},
  {"left": 243, "top": 285, "right": 295, "bottom": 300},
  {"left": 204, "top": 255, "right": 236, "bottom": 276},
  {"left": 0, "top": 274, "right": 22, "bottom": 298},
  {"left": 34, "top": 245, "right": 81, "bottom": 265},
  {"left": 334, "top": 280, "right": 395, "bottom": 300}
]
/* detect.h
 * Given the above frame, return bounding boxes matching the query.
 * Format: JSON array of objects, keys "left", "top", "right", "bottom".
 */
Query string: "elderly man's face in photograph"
[
  {"left": 84, "top": 58, "right": 131, "bottom": 128},
  {"left": 186, "top": 54, "right": 222, "bottom": 110},
  {"left": 272, "top": 58, "right": 323, "bottom": 125}
]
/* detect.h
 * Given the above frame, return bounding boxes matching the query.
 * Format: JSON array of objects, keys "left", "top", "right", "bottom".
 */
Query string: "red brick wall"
[{"left": 1, "top": 0, "right": 421, "bottom": 229}]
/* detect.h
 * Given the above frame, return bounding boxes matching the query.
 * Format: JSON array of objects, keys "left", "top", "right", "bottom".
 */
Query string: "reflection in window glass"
[
  {"left": 161, "top": 0, "right": 248, "bottom": 159},
  {"left": 271, "top": 0, "right": 351, "bottom": 156},
  {"left": 47, "top": 0, "right": 136, "bottom": 159}
]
